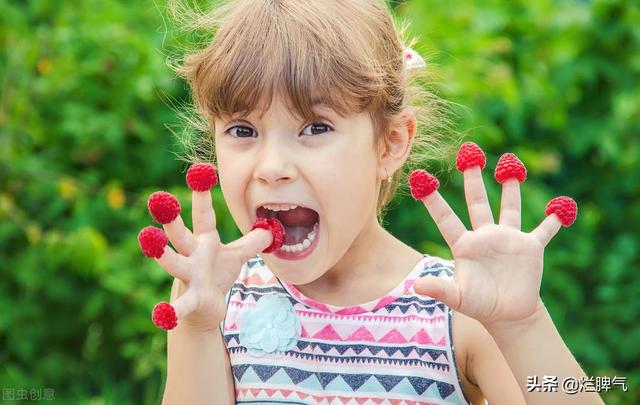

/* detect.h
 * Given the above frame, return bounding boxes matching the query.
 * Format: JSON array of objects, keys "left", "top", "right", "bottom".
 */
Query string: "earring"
[{"left": 385, "top": 168, "right": 392, "bottom": 183}]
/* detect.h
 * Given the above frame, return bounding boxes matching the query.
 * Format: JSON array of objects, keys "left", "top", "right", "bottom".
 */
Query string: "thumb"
[
  {"left": 414, "top": 276, "right": 462, "bottom": 311},
  {"left": 224, "top": 227, "right": 273, "bottom": 263}
]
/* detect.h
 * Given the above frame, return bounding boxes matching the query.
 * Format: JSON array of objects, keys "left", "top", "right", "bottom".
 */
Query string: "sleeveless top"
[{"left": 220, "top": 253, "right": 471, "bottom": 405}]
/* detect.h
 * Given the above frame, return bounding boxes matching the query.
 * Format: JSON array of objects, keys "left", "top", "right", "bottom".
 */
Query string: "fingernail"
[
  {"left": 409, "top": 169, "right": 439, "bottom": 200},
  {"left": 152, "top": 301, "right": 177, "bottom": 330},
  {"left": 138, "top": 226, "right": 168, "bottom": 258},
  {"left": 456, "top": 141, "right": 486, "bottom": 172},
  {"left": 494, "top": 153, "right": 527, "bottom": 184},
  {"left": 147, "top": 191, "right": 180, "bottom": 224},
  {"left": 545, "top": 196, "right": 577, "bottom": 227},
  {"left": 186, "top": 163, "right": 218, "bottom": 191}
]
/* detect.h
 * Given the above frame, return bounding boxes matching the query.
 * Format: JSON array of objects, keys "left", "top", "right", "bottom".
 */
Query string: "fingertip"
[
  {"left": 456, "top": 141, "right": 486, "bottom": 172},
  {"left": 495, "top": 153, "right": 527, "bottom": 184},
  {"left": 545, "top": 196, "right": 577, "bottom": 227},
  {"left": 152, "top": 301, "right": 178, "bottom": 330},
  {"left": 148, "top": 191, "right": 181, "bottom": 224},
  {"left": 186, "top": 163, "right": 218, "bottom": 191},
  {"left": 409, "top": 169, "right": 439, "bottom": 200},
  {"left": 138, "top": 226, "right": 168, "bottom": 258}
]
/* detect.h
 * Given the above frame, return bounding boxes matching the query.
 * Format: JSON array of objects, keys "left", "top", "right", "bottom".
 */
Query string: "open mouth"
[{"left": 256, "top": 205, "right": 319, "bottom": 253}]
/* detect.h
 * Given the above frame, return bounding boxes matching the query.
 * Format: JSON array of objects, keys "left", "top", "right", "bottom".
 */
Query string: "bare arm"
[
  {"left": 162, "top": 278, "right": 235, "bottom": 405},
  {"left": 484, "top": 300, "right": 603, "bottom": 405},
  {"left": 453, "top": 311, "right": 525, "bottom": 405}
]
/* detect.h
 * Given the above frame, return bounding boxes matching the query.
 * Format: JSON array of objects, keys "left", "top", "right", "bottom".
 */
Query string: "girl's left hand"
[{"left": 410, "top": 142, "right": 577, "bottom": 328}]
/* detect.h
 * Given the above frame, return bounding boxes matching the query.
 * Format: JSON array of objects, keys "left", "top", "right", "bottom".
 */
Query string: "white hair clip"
[{"left": 404, "top": 46, "right": 426, "bottom": 70}]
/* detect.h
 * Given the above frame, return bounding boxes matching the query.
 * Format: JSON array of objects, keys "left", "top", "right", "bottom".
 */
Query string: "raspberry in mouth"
[{"left": 256, "top": 206, "right": 319, "bottom": 251}]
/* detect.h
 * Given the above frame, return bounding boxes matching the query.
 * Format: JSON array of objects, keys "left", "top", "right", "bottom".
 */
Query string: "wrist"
[{"left": 483, "top": 298, "right": 548, "bottom": 341}]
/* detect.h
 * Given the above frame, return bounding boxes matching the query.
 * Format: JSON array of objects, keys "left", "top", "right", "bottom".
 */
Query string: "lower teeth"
[{"left": 281, "top": 222, "right": 318, "bottom": 253}]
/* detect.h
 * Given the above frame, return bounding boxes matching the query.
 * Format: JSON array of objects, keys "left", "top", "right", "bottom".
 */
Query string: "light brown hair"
[{"left": 166, "top": 0, "right": 459, "bottom": 223}]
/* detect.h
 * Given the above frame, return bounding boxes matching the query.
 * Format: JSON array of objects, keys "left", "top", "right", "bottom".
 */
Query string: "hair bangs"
[{"left": 191, "top": 0, "right": 387, "bottom": 124}]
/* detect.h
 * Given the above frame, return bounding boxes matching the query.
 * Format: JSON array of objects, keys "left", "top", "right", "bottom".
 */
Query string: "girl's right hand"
[{"left": 139, "top": 164, "right": 274, "bottom": 332}]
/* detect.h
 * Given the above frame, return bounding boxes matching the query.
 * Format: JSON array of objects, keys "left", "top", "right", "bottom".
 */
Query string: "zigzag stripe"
[
  {"left": 232, "top": 364, "right": 456, "bottom": 398},
  {"left": 227, "top": 346, "right": 450, "bottom": 370},
  {"left": 224, "top": 334, "right": 448, "bottom": 361},
  {"left": 230, "top": 284, "right": 443, "bottom": 307},
  {"left": 231, "top": 290, "right": 447, "bottom": 315}
]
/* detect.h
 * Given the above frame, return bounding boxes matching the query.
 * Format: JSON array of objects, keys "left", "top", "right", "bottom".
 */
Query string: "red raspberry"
[
  {"left": 152, "top": 301, "right": 177, "bottom": 330},
  {"left": 138, "top": 226, "right": 168, "bottom": 258},
  {"left": 251, "top": 218, "right": 286, "bottom": 253},
  {"left": 186, "top": 163, "right": 218, "bottom": 191},
  {"left": 494, "top": 153, "right": 527, "bottom": 184},
  {"left": 456, "top": 142, "right": 486, "bottom": 172},
  {"left": 147, "top": 191, "right": 180, "bottom": 224},
  {"left": 545, "top": 196, "right": 578, "bottom": 227},
  {"left": 409, "top": 169, "right": 439, "bottom": 200}
]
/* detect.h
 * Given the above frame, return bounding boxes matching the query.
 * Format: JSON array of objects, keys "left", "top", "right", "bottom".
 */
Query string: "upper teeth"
[{"left": 262, "top": 204, "right": 298, "bottom": 212}]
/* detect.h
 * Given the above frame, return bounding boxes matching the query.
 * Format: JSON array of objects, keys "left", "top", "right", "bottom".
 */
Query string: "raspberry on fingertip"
[
  {"left": 152, "top": 301, "right": 177, "bottom": 330},
  {"left": 456, "top": 142, "right": 486, "bottom": 172},
  {"left": 147, "top": 191, "right": 181, "bottom": 224},
  {"left": 495, "top": 153, "right": 527, "bottom": 184},
  {"left": 252, "top": 218, "right": 286, "bottom": 253},
  {"left": 545, "top": 196, "right": 577, "bottom": 227},
  {"left": 409, "top": 169, "right": 439, "bottom": 200},
  {"left": 138, "top": 226, "right": 168, "bottom": 258},
  {"left": 186, "top": 163, "right": 218, "bottom": 191}
]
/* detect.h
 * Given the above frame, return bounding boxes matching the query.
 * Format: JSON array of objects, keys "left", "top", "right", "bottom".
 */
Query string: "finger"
[
  {"left": 224, "top": 227, "right": 274, "bottom": 263},
  {"left": 498, "top": 179, "right": 521, "bottom": 229},
  {"left": 530, "top": 214, "right": 562, "bottom": 247},
  {"left": 414, "top": 275, "right": 462, "bottom": 311},
  {"left": 463, "top": 166, "right": 494, "bottom": 229},
  {"left": 163, "top": 215, "right": 196, "bottom": 257},
  {"left": 155, "top": 244, "right": 192, "bottom": 283},
  {"left": 192, "top": 190, "right": 216, "bottom": 235},
  {"left": 171, "top": 288, "right": 199, "bottom": 320},
  {"left": 422, "top": 191, "right": 467, "bottom": 249}
]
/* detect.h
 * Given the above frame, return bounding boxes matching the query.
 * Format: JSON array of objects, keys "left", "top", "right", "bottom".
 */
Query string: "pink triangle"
[
  {"left": 436, "top": 336, "right": 447, "bottom": 346},
  {"left": 250, "top": 388, "right": 261, "bottom": 397},
  {"left": 335, "top": 306, "right": 366, "bottom": 315},
  {"left": 313, "top": 395, "right": 324, "bottom": 403},
  {"left": 300, "top": 325, "right": 310, "bottom": 338},
  {"left": 372, "top": 295, "right": 398, "bottom": 311},
  {"left": 346, "top": 326, "right": 377, "bottom": 342},
  {"left": 356, "top": 398, "right": 369, "bottom": 405},
  {"left": 280, "top": 389, "right": 292, "bottom": 398},
  {"left": 264, "top": 388, "right": 277, "bottom": 397},
  {"left": 410, "top": 328, "right": 435, "bottom": 345},
  {"left": 243, "top": 273, "right": 265, "bottom": 285},
  {"left": 312, "top": 324, "right": 343, "bottom": 340},
  {"left": 299, "top": 392, "right": 309, "bottom": 400},
  {"left": 379, "top": 328, "right": 408, "bottom": 343}
]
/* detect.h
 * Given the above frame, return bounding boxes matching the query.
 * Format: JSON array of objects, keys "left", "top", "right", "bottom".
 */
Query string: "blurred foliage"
[{"left": 0, "top": 0, "right": 638, "bottom": 404}]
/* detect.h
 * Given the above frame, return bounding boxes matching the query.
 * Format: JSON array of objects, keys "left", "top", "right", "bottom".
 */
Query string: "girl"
[{"left": 140, "top": 0, "right": 604, "bottom": 403}]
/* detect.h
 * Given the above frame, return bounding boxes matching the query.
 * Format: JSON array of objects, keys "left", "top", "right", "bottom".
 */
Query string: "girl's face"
[{"left": 214, "top": 94, "right": 384, "bottom": 285}]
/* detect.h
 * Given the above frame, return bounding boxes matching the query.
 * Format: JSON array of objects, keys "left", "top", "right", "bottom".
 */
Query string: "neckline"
[{"left": 274, "top": 254, "right": 431, "bottom": 315}]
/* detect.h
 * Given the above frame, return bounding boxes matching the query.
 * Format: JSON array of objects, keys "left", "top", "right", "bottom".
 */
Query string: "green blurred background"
[{"left": 1, "top": 0, "right": 638, "bottom": 403}]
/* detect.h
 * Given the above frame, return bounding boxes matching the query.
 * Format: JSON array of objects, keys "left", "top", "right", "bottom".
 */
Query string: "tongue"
[{"left": 277, "top": 207, "right": 319, "bottom": 245}]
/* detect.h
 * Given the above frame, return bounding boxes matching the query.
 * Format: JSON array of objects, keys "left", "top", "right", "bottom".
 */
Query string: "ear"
[{"left": 377, "top": 108, "right": 417, "bottom": 181}]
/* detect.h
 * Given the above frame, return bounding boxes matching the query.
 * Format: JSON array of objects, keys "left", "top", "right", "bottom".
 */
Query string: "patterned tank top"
[{"left": 220, "top": 254, "right": 471, "bottom": 405}]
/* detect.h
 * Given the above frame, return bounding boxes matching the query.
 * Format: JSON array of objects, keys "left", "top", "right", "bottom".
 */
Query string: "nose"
[{"left": 253, "top": 136, "right": 296, "bottom": 185}]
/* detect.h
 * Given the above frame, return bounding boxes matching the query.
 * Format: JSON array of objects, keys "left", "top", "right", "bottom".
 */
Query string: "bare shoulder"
[{"left": 451, "top": 310, "right": 526, "bottom": 405}]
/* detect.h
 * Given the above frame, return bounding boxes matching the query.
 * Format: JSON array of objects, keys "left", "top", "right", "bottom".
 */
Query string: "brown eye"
[
  {"left": 226, "top": 126, "right": 256, "bottom": 138},
  {"left": 301, "top": 123, "right": 332, "bottom": 136}
]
